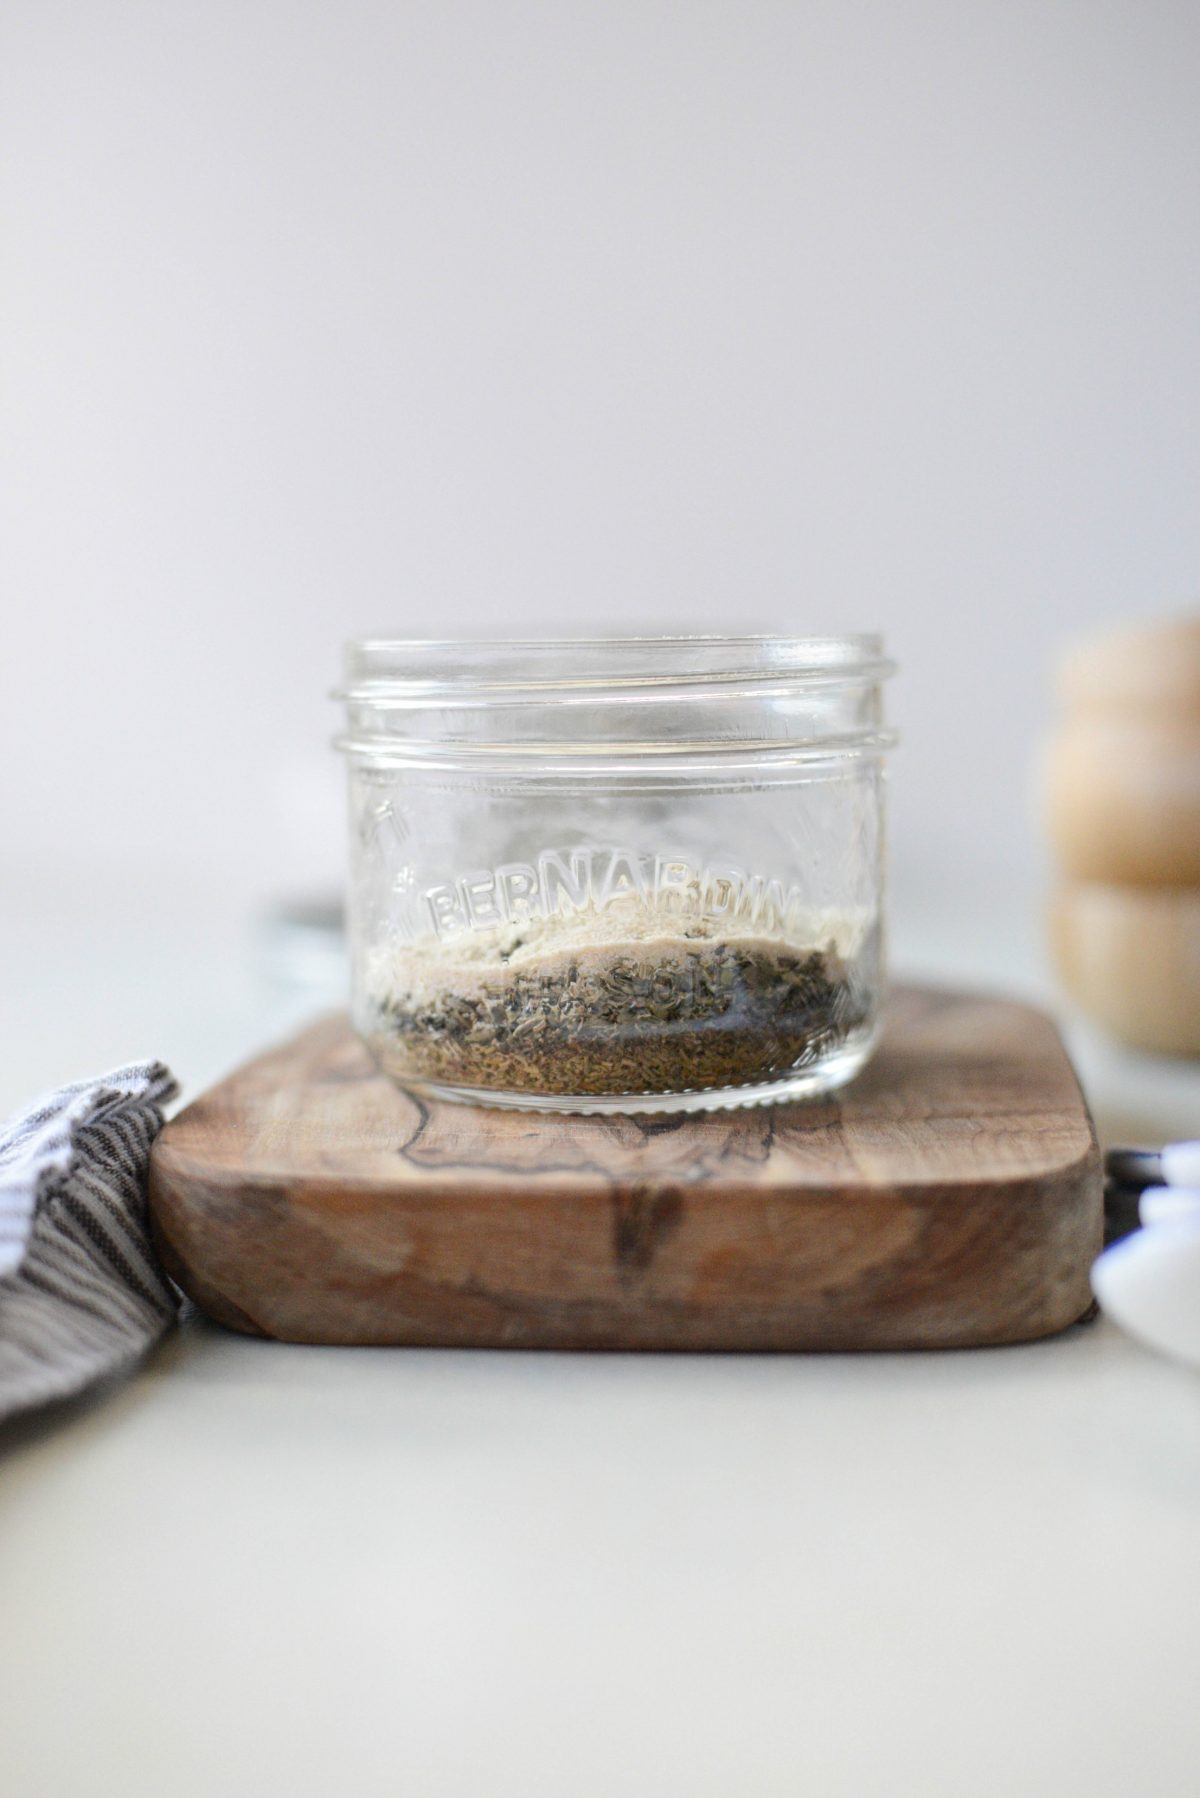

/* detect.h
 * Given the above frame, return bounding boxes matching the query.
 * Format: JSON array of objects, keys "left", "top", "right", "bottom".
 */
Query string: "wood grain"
[{"left": 148, "top": 985, "right": 1102, "bottom": 1351}]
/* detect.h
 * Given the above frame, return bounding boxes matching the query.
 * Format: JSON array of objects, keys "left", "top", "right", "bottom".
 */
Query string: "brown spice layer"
[{"left": 366, "top": 941, "right": 868, "bottom": 1097}]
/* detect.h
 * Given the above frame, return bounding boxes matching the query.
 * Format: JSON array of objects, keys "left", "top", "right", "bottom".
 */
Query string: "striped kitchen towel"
[{"left": 0, "top": 1063, "right": 179, "bottom": 1424}]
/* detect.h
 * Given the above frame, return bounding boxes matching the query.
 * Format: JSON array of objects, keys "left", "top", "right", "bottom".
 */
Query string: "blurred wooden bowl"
[
  {"left": 1043, "top": 716, "right": 1200, "bottom": 886},
  {"left": 1049, "top": 883, "right": 1200, "bottom": 1058},
  {"left": 1058, "top": 615, "right": 1200, "bottom": 718}
]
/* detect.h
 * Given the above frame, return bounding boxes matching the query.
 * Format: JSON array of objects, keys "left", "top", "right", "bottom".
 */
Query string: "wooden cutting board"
[{"left": 148, "top": 985, "right": 1102, "bottom": 1351}]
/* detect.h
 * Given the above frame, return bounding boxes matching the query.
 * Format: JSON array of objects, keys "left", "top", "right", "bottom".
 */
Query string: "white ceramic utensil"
[{"left": 1091, "top": 1220, "right": 1200, "bottom": 1369}]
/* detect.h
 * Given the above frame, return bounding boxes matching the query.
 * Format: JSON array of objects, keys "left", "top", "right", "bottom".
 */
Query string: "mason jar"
[{"left": 335, "top": 635, "right": 895, "bottom": 1114}]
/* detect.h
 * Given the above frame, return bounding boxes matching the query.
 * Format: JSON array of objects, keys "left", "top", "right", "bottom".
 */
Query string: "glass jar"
[{"left": 335, "top": 635, "right": 895, "bottom": 1114}]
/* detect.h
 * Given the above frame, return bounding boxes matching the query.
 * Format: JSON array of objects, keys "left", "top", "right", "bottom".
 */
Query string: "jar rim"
[{"left": 339, "top": 632, "right": 894, "bottom": 702}]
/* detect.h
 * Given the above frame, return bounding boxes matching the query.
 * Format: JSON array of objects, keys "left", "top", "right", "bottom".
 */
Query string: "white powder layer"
[{"left": 368, "top": 894, "right": 870, "bottom": 1011}]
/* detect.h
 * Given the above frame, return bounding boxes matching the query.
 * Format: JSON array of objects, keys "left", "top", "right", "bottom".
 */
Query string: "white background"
[{"left": 3, "top": 0, "right": 1199, "bottom": 919}]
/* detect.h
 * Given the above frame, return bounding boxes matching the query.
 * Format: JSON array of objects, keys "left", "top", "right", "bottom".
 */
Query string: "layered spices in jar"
[{"left": 337, "top": 636, "right": 894, "bottom": 1114}]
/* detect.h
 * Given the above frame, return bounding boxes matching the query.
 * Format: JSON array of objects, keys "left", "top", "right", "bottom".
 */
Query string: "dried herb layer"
[{"left": 366, "top": 938, "right": 868, "bottom": 1097}]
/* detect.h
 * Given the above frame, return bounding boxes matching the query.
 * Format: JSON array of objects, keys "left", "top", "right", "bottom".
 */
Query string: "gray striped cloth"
[{"left": 0, "top": 1062, "right": 180, "bottom": 1423}]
